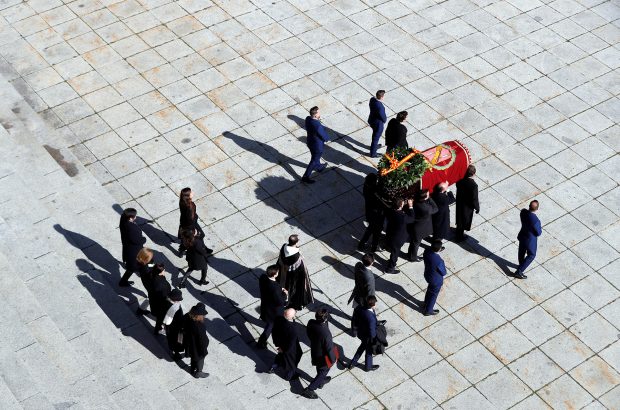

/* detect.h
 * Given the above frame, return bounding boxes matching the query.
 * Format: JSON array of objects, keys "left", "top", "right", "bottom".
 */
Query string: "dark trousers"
[
  {"left": 120, "top": 269, "right": 134, "bottom": 284},
  {"left": 303, "top": 150, "right": 323, "bottom": 178},
  {"left": 369, "top": 121, "right": 384, "bottom": 156},
  {"left": 190, "top": 356, "right": 205, "bottom": 374},
  {"left": 385, "top": 243, "right": 402, "bottom": 272},
  {"left": 517, "top": 242, "right": 536, "bottom": 273},
  {"left": 408, "top": 238, "right": 422, "bottom": 259},
  {"left": 307, "top": 366, "right": 330, "bottom": 391},
  {"left": 423, "top": 283, "right": 442, "bottom": 313},
  {"left": 351, "top": 338, "right": 373, "bottom": 369},
  {"left": 257, "top": 320, "right": 274, "bottom": 346},
  {"left": 455, "top": 226, "right": 466, "bottom": 239},
  {"left": 359, "top": 221, "right": 382, "bottom": 250},
  {"left": 180, "top": 267, "right": 208, "bottom": 285}
]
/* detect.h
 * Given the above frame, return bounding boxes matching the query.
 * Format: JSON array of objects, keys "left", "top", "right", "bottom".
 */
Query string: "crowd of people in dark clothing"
[{"left": 115, "top": 90, "right": 543, "bottom": 399}]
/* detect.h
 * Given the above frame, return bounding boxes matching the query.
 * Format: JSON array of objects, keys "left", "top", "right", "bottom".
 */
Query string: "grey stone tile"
[
  {"left": 509, "top": 348, "right": 564, "bottom": 390},
  {"left": 420, "top": 316, "right": 475, "bottom": 357},
  {"left": 100, "top": 148, "right": 145, "bottom": 178},
  {"left": 570, "top": 356, "right": 620, "bottom": 398},
  {"left": 378, "top": 379, "right": 437, "bottom": 409},
  {"left": 542, "top": 289, "right": 594, "bottom": 327},
  {"left": 150, "top": 153, "right": 197, "bottom": 184},
  {"left": 542, "top": 329, "right": 595, "bottom": 373},
  {"left": 477, "top": 367, "right": 532, "bottom": 408},
  {"left": 572, "top": 234, "right": 619, "bottom": 271},
  {"left": 539, "top": 374, "right": 594, "bottom": 410},
  {"left": 414, "top": 360, "right": 470, "bottom": 404}
]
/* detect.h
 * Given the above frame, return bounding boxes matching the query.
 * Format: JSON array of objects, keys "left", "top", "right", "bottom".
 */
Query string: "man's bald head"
[{"left": 284, "top": 308, "right": 296, "bottom": 320}]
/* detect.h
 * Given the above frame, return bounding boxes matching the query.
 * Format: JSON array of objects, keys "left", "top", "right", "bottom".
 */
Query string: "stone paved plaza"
[{"left": 0, "top": 0, "right": 619, "bottom": 408}]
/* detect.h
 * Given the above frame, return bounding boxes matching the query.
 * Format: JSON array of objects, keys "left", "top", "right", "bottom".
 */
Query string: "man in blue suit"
[
  {"left": 349, "top": 295, "right": 380, "bottom": 372},
  {"left": 368, "top": 90, "right": 386, "bottom": 158},
  {"left": 302, "top": 106, "right": 330, "bottom": 184},
  {"left": 422, "top": 240, "right": 447, "bottom": 316},
  {"left": 514, "top": 200, "right": 541, "bottom": 279}
]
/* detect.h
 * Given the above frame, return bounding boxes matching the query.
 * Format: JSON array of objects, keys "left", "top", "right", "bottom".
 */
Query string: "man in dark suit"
[
  {"left": 257, "top": 265, "right": 288, "bottom": 349},
  {"left": 385, "top": 111, "right": 408, "bottom": 152},
  {"left": 514, "top": 200, "right": 542, "bottom": 279},
  {"left": 422, "top": 240, "right": 447, "bottom": 316},
  {"left": 408, "top": 189, "right": 438, "bottom": 262},
  {"left": 302, "top": 106, "right": 330, "bottom": 184},
  {"left": 269, "top": 308, "right": 302, "bottom": 380},
  {"left": 349, "top": 254, "right": 376, "bottom": 308},
  {"left": 119, "top": 208, "right": 146, "bottom": 286},
  {"left": 303, "top": 308, "right": 336, "bottom": 400},
  {"left": 384, "top": 198, "right": 415, "bottom": 274},
  {"left": 358, "top": 173, "right": 385, "bottom": 253},
  {"left": 455, "top": 165, "right": 480, "bottom": 242},
  {"left": 349, "top": 296, "right": 379, "bottom": 371},
  {"left": 432, "top": 181, "right": 455, "bottom": 248},
  {"left": 368, "top": 90, "right": 387, "bottom": 158}
]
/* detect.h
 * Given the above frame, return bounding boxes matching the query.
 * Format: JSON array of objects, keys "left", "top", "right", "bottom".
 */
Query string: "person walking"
[
  {"left": 163, "top": 288, "right": 184, "bottom": 360},
  {"left": 368, "top": 90, "right": 387, "bottom": 158},
  {"left": 348, "top": 254, "right": 376, "bottom": 308},
  {"left": 432, "top": 181, "right": 455, "bottom": 248},
  {"left": 349, "top": 295, "right": 379, "bottom": 372},
  {"left": 178, "top": 228, "right": 210, "bottom": 288},
  {"left": 183, "top": 303, "right": 209, "bottom": 378},
  {"left": 422, "top": 240, "right": 447, "bottom": 316},
  {"left": 514, "top": 200, "right": 542, "bottom": 279},
  {"left": 303, "top": 308, "right": 337, "bottom": 399},
  {"left": 277, "top": 235, "right": 313, "bottom": 310},
  {"left": 150, "top": 263, "right": 171, "bottom": 334},
  {"left": 407, "top": 189, "right": 438, "bottom": 262},
  {"left": 358, "top": 173, "right": 385, "bottom": 253},
  {"left": 136, "top": 247, "right": 155, "bottom": 316},
  {"left": 119, "top": 208, "right": 146, "bottom": 287},
  {"left": 257, "top": 265, "right": 288, "bottom": 349},
  {"left": 455, "top": 165, "right": 480, "bottom": 242},
  {"left": 385, "top": 111, "right": 408, "bottom": 152},
  {"left": 384, "top": 198, "right": 415, "bottom": 274},
  {"left": 269, "top": 308, "right": 302, "bottom": 381},
  {"left": 178, "top": 187, "right": 212, "bottom": 256},
  {"left": 302, "top": 106, "right": 330, "bottom": 184}
]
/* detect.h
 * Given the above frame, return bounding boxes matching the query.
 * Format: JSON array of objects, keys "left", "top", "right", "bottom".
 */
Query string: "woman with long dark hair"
[
  {"left": 119, "top": 208, "right": 146, "bottom": 287},
  {"left": 178, "top": 188, "right": 212, "bottom": 256},
  {"left": 178, "top": 229, "right": 210, "bottom": 288}
]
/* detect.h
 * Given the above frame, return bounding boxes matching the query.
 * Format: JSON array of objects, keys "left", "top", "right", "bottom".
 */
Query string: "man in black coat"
[
  {"left": 119, "top": 208, "right": 146, "bottom": 287},
  {"left": 183, "top": 303, "right": 209, "bottom": 378},
  {"left": 269, "top": 308, "right": 302, "bottom": 381},
  {"left": 348, "top": 254, "right": 376, "bottom": 308},
  {"left": 358, "top": 173, "right": 385, "bottom": 253},
  {"left": 384, "top": 198, "right": 415, "bottom": 274},
  {"left": 303, "top": 308, "right": 337, "bottom": 399},
  {"left": 455, "top": 165, "right": 480, "bottom": 242},
  {"left": 407, "top": 189, "right": 438, "bottom": 262},
  {"left": 150, "top": 264, "right": 172, "bottom": 334},
  {"left": 257, "top": 265, "right": 288, "bottom": 349},
  {"left": 385, "top": 111, "right": 408, "bottom": 152},
  {"left": 432, "top": 181, "right": 455, "bottom": 248},
  {"left": 163, "top": 288, "right": 184, "bottom": 360},
  {"left": 349, "top": 296, "right": 379, "bottom": 372}
]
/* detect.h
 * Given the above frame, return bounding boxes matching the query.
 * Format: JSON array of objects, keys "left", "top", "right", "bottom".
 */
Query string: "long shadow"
[
  {"left": 453, "top": 234, "right": 518, "bottom": 276},
  {"left": 287, "top": 114, "right": 368, "bottom": 156},
  {"left": 75, "top": 259, "right": 168, "bottom": 360}
]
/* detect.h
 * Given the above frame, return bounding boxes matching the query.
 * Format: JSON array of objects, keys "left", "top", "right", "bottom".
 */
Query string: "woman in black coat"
[
  {"left": 407, "top": 190, "right": 438, "bottom": 262},
  {"left": 178, "top": 229, "right": 210, "bottom": 288},
  {"left": 163, "top": 289, "right": 184, "bottom": 360},
  {"left": 385, "top": 111, "right": 408, "bottom": 152},
  {"left": 119, "top": 208, "right": 146, "bottom": 287},
  {"left": 178, "top": 188, "right": 211, "bottom": 255},
  {"left": 455, "top": 165, "right": 480, "bottom": 241},
  {"left": 150, "top": 263, "right": 171, "bottom": 334},
  {"left": 183, "top": 303, "right": 209, "bottom": 378},
  {"left": 136, "top": 248, "right": 155, "bottom": 316},
  {"left": 432, "top": 181, "right": 455, "bottom": 245}
]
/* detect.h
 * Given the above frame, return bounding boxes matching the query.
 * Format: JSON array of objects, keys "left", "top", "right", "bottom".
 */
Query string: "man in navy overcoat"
[
  {"left": 514, "top": 200, "right": 542, "bottom": 279},
  {"left": 368, "top": 90, "right": 386, "bottom": 158},
  {"left": 349, "top": 295, "right": 380, "bottom": 372},
  {"left": 422, "top": 240, "right": 447, "bottom": 316},
  {"left": 302, "top": 106, "right": 330, "bottom": 184}
]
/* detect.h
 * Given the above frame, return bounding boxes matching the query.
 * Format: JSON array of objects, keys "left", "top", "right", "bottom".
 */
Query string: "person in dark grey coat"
[
  {"left": 385, "top": 111, "right": 408, "bottom": 152},
  {"left": 348, "top": 254, "right": 376, "bottom": 308},
  {"left": 303, "top": 308, "right": 336, "bottom": 399},
  {"left": 432, "top": 181, "right": 455, "bottom": 247},
  {"left": 178, "top": 228, "right": 210, "bottom": 288},
  {"left": 257, "top": 265, "right": 288, "bottom": 349},
  {"left": 407, "top": 189, "right": 438, "bottom": 262},
  {"left": 384, "top": 198, "right": 415, "bottom": 274},
  {"left": 455, "top": 165, "right": 480, "bottom": 242},
  {"left": 119, "top": 208, "right": 146, "bottom": 287}
]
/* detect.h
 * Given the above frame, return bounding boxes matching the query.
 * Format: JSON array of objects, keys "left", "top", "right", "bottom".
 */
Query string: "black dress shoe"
[
  {"left": 178, "top": 282, "right": 186, "bottom": 288},
  {"left": 301, "top": 177, "right": 316, "bottom": 184},
  {"left": 365, "top": 365, "right": 380, "bottom": 372},
  {"left": 319, "top": 376, "right": 332, "bottom": 388},
  {"left": 423, "top": 310, "right": 439, "bottom": 316},
  {"left": 118, "top": 281, "right": 134, "bottom": 287},
  {"left": 347, "top": 362, "right": 356, "bottom": 370},
  {"left": 136, "top": 308, "right": 150, "bottom": 316},
  {"left": 384, "top": 269, "right": 400, "bottom": 274},
  {"left": 514, "top": 272, "right": 527, "bottom": 279},
  {"left": 198, "top": 280, "right": 209, "bottom": 286},
  {"left": 409, "top": 257, "right": 422, "bottom": 262},
  {"left": 194, "top": 371, "right": 209, "bottom": 378},
  {"left": 302, "top": 389, "right": 319, "bottom": 399},
  {"left": 206, "top": 248, "right": 214, "bottom": 255}
]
